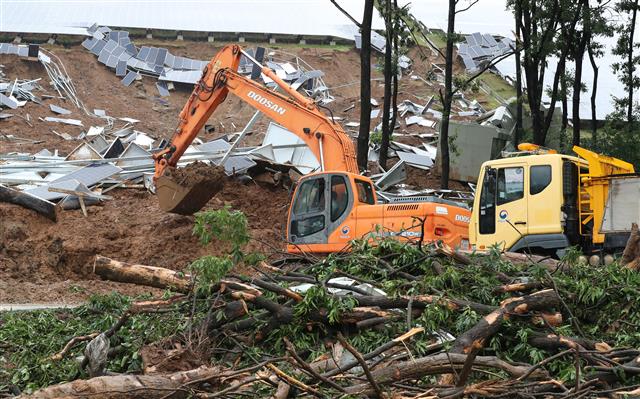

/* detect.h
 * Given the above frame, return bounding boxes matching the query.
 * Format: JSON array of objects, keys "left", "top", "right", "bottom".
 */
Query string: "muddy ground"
[{"left": 1, "top": 39, "right": 477, "bottom": 303}]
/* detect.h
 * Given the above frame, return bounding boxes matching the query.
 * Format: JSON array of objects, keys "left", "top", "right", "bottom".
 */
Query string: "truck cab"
[
  {"left": 287, "top": 171, "right": 471, "bottom": 253},
  {"left": 470, "top": 144, "right": 638, "bottom": 257}
]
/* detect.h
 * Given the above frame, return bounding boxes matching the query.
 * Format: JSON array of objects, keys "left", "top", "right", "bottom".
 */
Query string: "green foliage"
[
  {"left": 369, "top": 130, "right": 382, "bottom": 144},
  {"left": 193, "top": 206, "right": 249, "bottom": 262},
  {"left": 589, "top": 113, "right": 640, "bottom": 169},
  {"left": 189, "top": 256, "right": 233, "bottom": 295},
  {"left": 190, "top": 207, "right": 251, "bottom": 293},
  {"left": 0, "top": 293, "right": 185, "bottom": 393}
]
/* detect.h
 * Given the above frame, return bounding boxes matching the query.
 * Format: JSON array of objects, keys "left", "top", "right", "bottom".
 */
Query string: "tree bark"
[
  {"left": 449, "top": 289, "right": 560, "bottom": 354},
  {"left": 622, "top": 222, "right": 640, "bottom": 270},
  {"left": 627, "top": 0, "right": 638, "bottom": 125},
  {"left": 588, "top": 44, "right": 599, "bottom": 145},
  {"left": 357, "top": 0, "right": 375, "bottom": 171},
  {"left": 19, "top": 366, "right": 223, "bottom": 399},
  {"left": 379, "top": 0, "right": 394, "bottom": 170},
  {"left": 439, "top": 0, "right": 456, "bottom": 189},
  {"left": 0, "top": 184, "right": 57, "bottom": 222},
  {"left": 93, "top": 256, "right": 191, "bottom": 293},
  {"left": 514, "top": 0, "right": 523, "bottom": 145},
  {"left": 572, "top": 0, "right": 591, "bottom": 146}
]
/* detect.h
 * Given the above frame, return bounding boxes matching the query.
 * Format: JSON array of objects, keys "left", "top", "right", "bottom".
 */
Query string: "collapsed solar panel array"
[
  {"left": 81, "top": 24, "right": 208, "bottom": 93},
  {"left": 457, "top": 32, "right": 514, "bottom": 72}
]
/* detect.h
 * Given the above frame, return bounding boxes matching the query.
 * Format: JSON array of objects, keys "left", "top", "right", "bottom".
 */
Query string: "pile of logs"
[{"left": 20, "top": 244, "right": 640, "bottom": 399}]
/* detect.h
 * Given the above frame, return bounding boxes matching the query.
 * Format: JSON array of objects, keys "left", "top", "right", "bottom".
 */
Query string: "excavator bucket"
[{"left": 156, "top": 163, "right": 226, "bottom": 215}]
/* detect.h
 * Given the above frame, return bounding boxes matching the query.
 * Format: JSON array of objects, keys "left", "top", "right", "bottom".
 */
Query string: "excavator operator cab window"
[
  {"left": 331, "top": 176, "right": 348, "bottom": 222},
  {"left": 291, "top": 178, "right": 326, "bottom": 237},
  {"left": 355, "top": 179, "right": 375, "bottom": 205}
]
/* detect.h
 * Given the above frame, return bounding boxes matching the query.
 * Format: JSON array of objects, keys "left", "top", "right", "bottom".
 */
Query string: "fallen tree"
[{"left": 5, "top": 210, "right": 640, "bottom": 398}]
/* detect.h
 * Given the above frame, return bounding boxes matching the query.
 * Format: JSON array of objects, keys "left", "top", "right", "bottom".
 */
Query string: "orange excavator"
[{"left": 153, "top": 44, "right": 471, "bottom": 253}]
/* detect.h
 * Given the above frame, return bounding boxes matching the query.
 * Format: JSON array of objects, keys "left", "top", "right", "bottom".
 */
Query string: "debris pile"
[{"left": 8, "top": 237, "right": 640, "bottom": 398}]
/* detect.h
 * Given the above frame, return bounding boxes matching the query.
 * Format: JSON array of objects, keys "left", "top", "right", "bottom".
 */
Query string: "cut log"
[
  {"left": 93, "top": 256, "right": 191, "bottom": 293},
  {"left": 0, "top": 184, "right": 57, "bottom": 221},
  {"left": 18, "top": 366, "right": 222, "bottom": 398},
  {"left": 622, "top": 223, "right": 640, "bottom": 270}
]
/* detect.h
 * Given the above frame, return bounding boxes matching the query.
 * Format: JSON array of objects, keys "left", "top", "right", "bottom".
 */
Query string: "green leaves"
[
  {"left": 0, "top": 293, "right": 185, "bottom": 393},
  {"left": 193, "top": 206, "right": 249, "bottom": 262}
]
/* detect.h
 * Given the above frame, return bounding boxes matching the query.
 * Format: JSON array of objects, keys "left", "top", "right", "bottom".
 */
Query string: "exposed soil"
[
  {"left": 1, "top": 40, "right": 475, "bottom": 304},
  {"left": 166, "top": 162, "right": 226, "bottom": 188}
]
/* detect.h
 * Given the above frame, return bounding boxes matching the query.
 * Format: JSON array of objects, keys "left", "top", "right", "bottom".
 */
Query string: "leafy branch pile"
[{"left": 3, "top": 209, "right": 640, "bottom": 398}]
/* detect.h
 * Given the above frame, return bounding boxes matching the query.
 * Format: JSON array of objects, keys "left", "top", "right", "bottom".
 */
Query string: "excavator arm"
[{"left": 153, "top": 44, "right": 357, "bottom": 184}]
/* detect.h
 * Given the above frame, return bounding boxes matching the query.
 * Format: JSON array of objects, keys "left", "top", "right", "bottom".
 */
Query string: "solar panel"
[
  {"left": 460, "top": 54, "right": 477, "bottom": 70},
  {"left": 0, "top": 43, "right": 9, "bottom": 54},
  {"left": 112, "top": 45, "right": 124, "bottom": 57},
  {"left": 137, "top": 46, "right": 150, "bottom": 61},
  {"left": 156, "top": 48, "right": 168, "bottom": 65},
  {"left": 103, "top": 40, "right": 118, "bottom": 53},
  {"left": 124, "top": 43, "right": 137, "bottom": 56},
  {"left": 164, "top": 52, "right": 175, "bottom": 68},
  {"left": 472, "top": 32, "right": 483, "bottom": 45},
  {"left": 97, "top": 48, "right": 110, "bottom": 64},
  {"left": 465, "top": 35, "right": 476, "bottom": 46},
  {"left": 82, "top": 37, "right": 99, "bottom": 50},
  {"left": 90, "top": 40, "right": 106, "bottom": 56},
  {"left": 116, "top": 60, "right": 127, "bottom": 76},
  {"left": 147, "top": 47, "right": 158, "bottom": 64},
  {"left": 482, "top": 34, "right": 498, "bottom": 47},
  {"left": 106, "top": 55, "right": 119, "bottom": 68},
  {"left": 121, "top": 70, "right": 138, "bottom": 86},
  {"left": 156, "top": 81, "right": 170, "bottom": 97},
  {"left": 457, "top": 43, "right": 469, "bottom": 55}
]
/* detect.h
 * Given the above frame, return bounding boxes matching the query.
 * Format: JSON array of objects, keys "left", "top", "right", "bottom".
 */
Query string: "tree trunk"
[
  {"left": 572, "top": 0, "right": 591, "bottom": 146},
  {"left": 93, "top": 256, "right": 191, "bottom": 293},
  {"left": 379, "top": 0, "right": 394, "bottom": 170},
  {"left": 439, "top": 0, "right": 456, "bottom": 189},
  {"left": 588, "top": 44, "right": 599, "bottom": 146},
  {"left": 357, "top": 0, "right": 375, "bottom": 171},
  {"left": 19, "top": 366, "right": 223, "bottom": 399},
  {"left": 0, "top": 185, "right": 57, "bottom": 221},
  {"left": 627, "top": 0, "right": 638, "bottom": 126},
  {"left": 561, "top": 73, "right": 569, "bottom": 131},
  {"left": 514, "top": 0, "right": 523, "bottom": 146}
]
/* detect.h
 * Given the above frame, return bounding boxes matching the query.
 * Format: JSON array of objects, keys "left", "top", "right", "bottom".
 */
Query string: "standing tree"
[
  {"left": 612, "top": 0, "right": 639, "bottom": 128},
  {"left": 379, "top": 0, "right": 396, "bottom": 170},
  {"left": 439, "top": 0, "right": 458, "bottom": 189},
  {"left": 514, "top": 0, "right": 524, "bottom": 145},
  {"left": 329, "top": 0, "right": 375, "bottom": 171}
]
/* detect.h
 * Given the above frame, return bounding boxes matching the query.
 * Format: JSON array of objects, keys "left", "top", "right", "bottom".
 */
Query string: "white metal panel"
[{"left": 601, "top": 177, "right": 640, "bottom": 233}]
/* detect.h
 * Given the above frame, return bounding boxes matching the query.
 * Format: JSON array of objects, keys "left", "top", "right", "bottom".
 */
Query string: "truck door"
[
  {"left": 288, "top": 175, "right": 330, "bottom": 246},
  {"left": 477, "top": 165, "right": 528, "bottom": 250}
]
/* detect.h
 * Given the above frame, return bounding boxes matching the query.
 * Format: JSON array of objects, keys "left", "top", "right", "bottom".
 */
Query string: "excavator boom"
[{"left": 153, "top": 45, "right": 357, "bottom": 214}]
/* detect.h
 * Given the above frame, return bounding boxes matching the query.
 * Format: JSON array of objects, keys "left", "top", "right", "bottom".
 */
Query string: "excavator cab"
[{"left": 287, "top": 171, "right": 373, "bottom": 253}]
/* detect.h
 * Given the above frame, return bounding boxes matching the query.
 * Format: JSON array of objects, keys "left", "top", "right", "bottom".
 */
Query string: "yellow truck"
[{"left": 469, "top": 144, "right": 640, "bottom": 259}]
